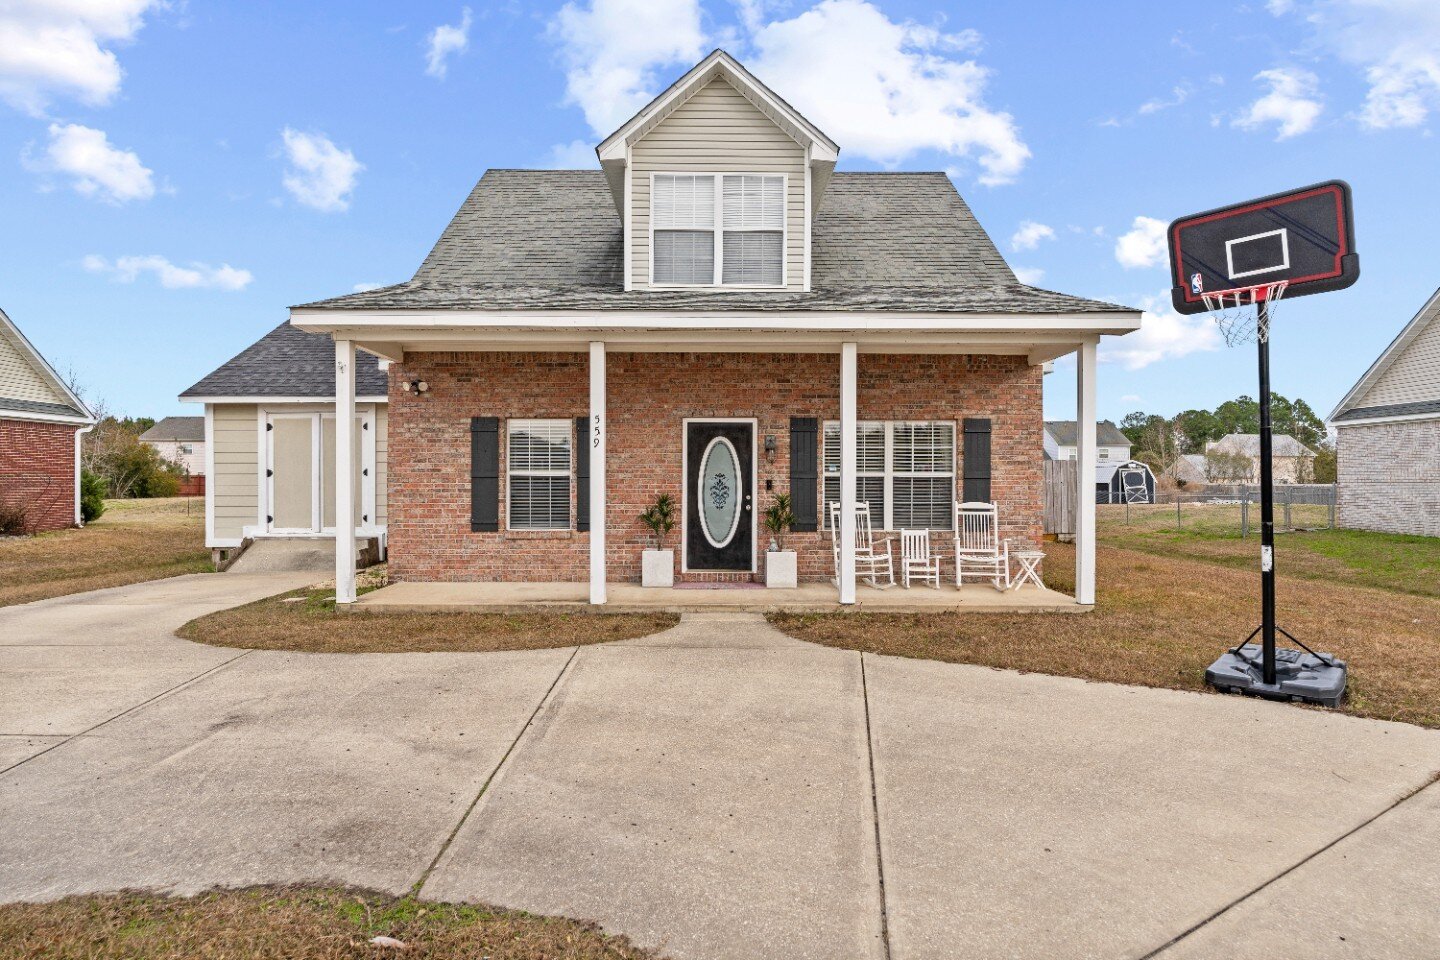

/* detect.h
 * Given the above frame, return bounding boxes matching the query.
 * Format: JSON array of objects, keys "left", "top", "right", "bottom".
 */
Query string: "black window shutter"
[
  {"left": 789, "top": 417, "right": 819, "bottom": 532},
  {"left": 470, "top": 417, "right": 499, "bottom": 532},
  {"left": 574, "top": 416, "right": 590, "bottom": 532},
  {"left": 962, "top": 418, "right": 993, "bottom": 503}
]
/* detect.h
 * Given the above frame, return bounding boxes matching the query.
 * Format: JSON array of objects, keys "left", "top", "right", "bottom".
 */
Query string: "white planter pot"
[
  {"left": 642, "top": 549, "right": 674, "bottom": 588},
  {"left": 766, "top": 550, "right": 797, "bottom": 589}
]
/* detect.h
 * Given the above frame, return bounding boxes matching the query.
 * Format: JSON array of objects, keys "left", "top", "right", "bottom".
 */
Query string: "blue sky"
[{"left": 2, "top": 0, "right": 1437, "bottom": 423}]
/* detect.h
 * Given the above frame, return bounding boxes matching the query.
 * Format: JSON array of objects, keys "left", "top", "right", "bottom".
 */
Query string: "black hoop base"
[{"left": 1206, "top": 644, "right": 1348, "bottom": 708}]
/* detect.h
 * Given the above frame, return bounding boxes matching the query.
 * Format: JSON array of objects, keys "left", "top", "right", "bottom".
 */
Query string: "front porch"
[
  {"left": 297, "top": 317, "right": 1117, "bottom": 612},
  {"left": 350, "top": 579, "right": 1086, "bottom": 614}
]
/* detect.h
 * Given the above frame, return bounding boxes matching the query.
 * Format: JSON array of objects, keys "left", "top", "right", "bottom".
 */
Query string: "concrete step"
[{"left": 224, "top": 538, "right": 378, "bottom": 574}]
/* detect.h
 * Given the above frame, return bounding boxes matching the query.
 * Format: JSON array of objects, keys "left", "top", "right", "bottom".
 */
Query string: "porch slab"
[{"left": 351, "top": 580, "right": 1085, "bottom": 614}]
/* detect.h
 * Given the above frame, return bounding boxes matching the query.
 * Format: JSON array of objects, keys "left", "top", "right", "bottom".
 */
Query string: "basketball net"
[{"left": 1203, "top": 280, "right": 1287, "bottom": 346}]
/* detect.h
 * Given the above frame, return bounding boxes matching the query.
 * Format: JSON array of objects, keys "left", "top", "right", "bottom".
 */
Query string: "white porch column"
[
  {"left": 839, "top": 342, "right": 858, "bottom": 604},
  {"left": 334, "top": 338, "right": 357, "bottom": 604},
  {"left": 1075, "top": 340, "right": 1098, "bottom": 605},
  {"left": 589, "top": 341, "right": 607, "bottom": 605}
]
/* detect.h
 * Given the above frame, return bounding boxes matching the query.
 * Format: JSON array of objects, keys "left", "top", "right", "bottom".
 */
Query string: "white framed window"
[
  {"left": 822, "top": 421, "right": 956, "bottom": 530},
  {"left": 651, "top": 173, "right": 784, "bottom": 287},
  {"left": 1098, "top": 448, "right": 1111, "bottom": 461},
  {"left": 507, "top": 419, "right": 571, "bottom": 530}
]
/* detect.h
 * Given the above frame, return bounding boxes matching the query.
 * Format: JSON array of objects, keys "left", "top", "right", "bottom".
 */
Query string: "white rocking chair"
[
  {"left": 828, "top": 501, "right": 896, "bottom": 589},
  {"left": 954, "top": 501, "right": 1009, "bottom": 591},
  {"left": 900, "top": 529, "right": 943, "bottom": 589}
]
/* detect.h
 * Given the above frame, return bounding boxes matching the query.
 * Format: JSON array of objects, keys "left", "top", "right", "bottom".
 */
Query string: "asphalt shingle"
[
  {"left": 181, "top": 322, "right": 387, "bottom": 399},
  {"left": 296, "top": 171, "right": 1132, "bottom": 316}
]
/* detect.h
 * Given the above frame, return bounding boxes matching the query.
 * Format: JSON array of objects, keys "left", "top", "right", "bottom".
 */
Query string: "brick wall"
[
  {"left": 387, "top": 351, "right": 1044, "bottom": 583},
  {"left": 0, "top": 417, "right": 78, "bottom": 532},
  {"left": 1337, "top": 419, "right": 1440, "bottom": 537}
]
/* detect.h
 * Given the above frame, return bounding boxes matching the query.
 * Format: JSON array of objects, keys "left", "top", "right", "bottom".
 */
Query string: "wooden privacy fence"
[{"left": 1043, "top": 459, "right": 1078, "bottom": 536}]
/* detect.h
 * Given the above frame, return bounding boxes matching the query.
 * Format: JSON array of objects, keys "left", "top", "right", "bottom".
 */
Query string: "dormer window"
[{"left": 651, "top": 173, "right": 785, "bottom": 287}]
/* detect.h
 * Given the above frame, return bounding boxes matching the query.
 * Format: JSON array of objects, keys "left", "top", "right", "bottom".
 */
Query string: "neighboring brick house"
[
  {"left": 0, "top": 307, "right": 96, "bottom": 532},
  {"left": 1329, "top": 286, "right": 1440, "bottom": 537},
  {"left": 193, "top": 50, "right": 1143, "bottom": 606},
  {"left": 1204, "top": 433, "right": 1317, "bottom": 484}
]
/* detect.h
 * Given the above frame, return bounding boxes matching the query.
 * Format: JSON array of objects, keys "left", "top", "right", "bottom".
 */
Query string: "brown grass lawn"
[
  {"left": 0, "top": 498, "right": 210, "bottom": 607},
  {"left": 178, "top": 588, "right": 678, "bottom": 653},
  {"left": 0, "top": 887, "right": 663, "bottom": 960},
  {"left": 772, "top": 540, "right": 1440, "bottom": 729}
]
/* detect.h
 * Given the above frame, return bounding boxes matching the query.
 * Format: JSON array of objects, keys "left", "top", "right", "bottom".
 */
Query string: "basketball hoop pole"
[{"left": 1255, "top": 298, "right": 1278, "bottom": 686}]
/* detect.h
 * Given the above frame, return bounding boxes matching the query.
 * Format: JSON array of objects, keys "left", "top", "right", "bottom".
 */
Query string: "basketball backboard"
[{"left": 1168, "top": 180, "right": 1359, "bottom": 315}]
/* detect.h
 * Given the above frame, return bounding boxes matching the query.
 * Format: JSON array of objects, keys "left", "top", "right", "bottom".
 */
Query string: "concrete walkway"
[{"left": 3, "top": 586, "right": 1439, "bottom": 959}]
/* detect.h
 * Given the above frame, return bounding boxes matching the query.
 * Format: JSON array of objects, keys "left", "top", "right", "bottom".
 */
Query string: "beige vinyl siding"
[
  {"left": 1360, "top": 314, "right": 1440, "bottom": 407},
  {"left": 211, "top": 403, "right": 259, "bottom": 542},
  {"left": 0, "top": 325, "right": 69, "bottom": 406},
  {"left": 631, "top": 76, "right": 806, "bottom": 290}
]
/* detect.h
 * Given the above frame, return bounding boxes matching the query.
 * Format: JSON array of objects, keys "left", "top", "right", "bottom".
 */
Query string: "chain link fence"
[{"left": 1098, "top": 483, "right": 1337, "bottom": 537}]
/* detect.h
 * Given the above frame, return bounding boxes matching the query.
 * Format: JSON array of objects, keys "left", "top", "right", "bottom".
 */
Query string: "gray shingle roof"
[
  {"left": 181, "top": 322, "right": 388, "bottom": 399},
  {"left": 1044, "top": 420, "right": 1132, "bottom": 447},
  {"left": 296, "top": 171, "right": 1134, "bottom": 316},
  {"left": 1332, "top": 399, "right": 1440, "bottom": 422},
  {"left": 0, "top": 396, "right": 88, "bottom": 420},
  {"left": 140, "top": 416, "right": 205, "bottom": 442}
]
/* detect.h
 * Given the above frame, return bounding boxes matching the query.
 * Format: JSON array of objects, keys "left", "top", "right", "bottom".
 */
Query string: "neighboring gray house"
[
  {"left": 1167, "top": 453, "right": 1209, "bottom": 486},
  {"left": 139, "top": 416, "right": 205, "bottom": 476},
  {"left": 1043, "top": 420, "right": 1132, "bottom": 466},
  {"left": 1329, "top": 286, "right": 1440, "bottom": 537},
  {"left": 1204, "top": 433, "right": 1316, "bottom": 484}
]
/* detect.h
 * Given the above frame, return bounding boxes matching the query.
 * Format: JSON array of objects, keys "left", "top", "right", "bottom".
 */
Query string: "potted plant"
[
  {"left": 762, "top": 493, "right": 798, "bottom": 589},
  {"left": 638, "top": 493, "right": 676, "bottom": 587}
]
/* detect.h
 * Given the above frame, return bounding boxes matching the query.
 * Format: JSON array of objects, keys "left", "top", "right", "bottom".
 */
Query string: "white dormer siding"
[{"left": 630, "top": 77, "right": 806, "bottom": 291}]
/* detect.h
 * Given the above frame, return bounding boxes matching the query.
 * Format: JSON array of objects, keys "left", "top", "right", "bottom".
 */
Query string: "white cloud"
[
  {"left": 83, "top": 254, "right": 253, "bottom": 291},
  {"left": 548, "top": 0, "right": 707, "bottom": 135},
  {"left": 1280, "top": 0, "right": 1440, "bottom": 129},
  {"left": 1101, "top": 294, "right": 1221, "bottom": 370},
  {"left": 1114, "top": 216, "right": 1168, "bottom": 270},
  {"left": 352, "top": 282, "right": 383, "bottom": 292},
  {"left": 543, "top": 139, "right": 599, "bottom": 168},
  {"left": 747, "top": 0, "right": 1029, "bottom": 184},
  {"left": 1120, "top": 393, "right": 1143, "bottom": 404},
  {"left": 1010, "top": 220, "right": 1054, "bottom": 251},
  {"left": 1012, "top": 266, "right": 1044, "bottom": 285},
  {"left": 28, "top": 122, "right": 154, "bottom": 203},
  {"left": 280, "top": 128, "right": 362, "bottom": 212},
  {"left": 1233, "top": 67, "right": 1323, "bottom": 139},
  {"left": 0, "top": 0, "right": 161, "bottom": 116},
  {"left": 1138, "top": 84, "right": 1189, "bottom": 115},
  {"left": 425, "top": 7, "right": 473, "bottom": 79}
]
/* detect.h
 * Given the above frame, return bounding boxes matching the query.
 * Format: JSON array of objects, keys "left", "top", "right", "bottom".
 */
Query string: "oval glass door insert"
[{"left": 698, "top": 436, "right": 742, "bottom": 549}]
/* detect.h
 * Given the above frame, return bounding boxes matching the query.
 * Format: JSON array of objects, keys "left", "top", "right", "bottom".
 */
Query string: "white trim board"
[{"left": 182, "top": 395, "right": 387, "bottom": 405}]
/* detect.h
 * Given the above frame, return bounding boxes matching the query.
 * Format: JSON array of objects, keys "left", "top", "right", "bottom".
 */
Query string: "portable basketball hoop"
[{"left": 1168, "top": 181, "right": 1359, "bottom": 707}]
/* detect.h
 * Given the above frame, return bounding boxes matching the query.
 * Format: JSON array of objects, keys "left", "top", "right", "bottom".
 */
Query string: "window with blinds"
[
  {"left": 651, "top": 173, "right": 784, "bottom": 286},
  {"left": 822, "top": 421, "right": 956, "bottom": 530},
  {"left": 507, "top": 419, "right": 572, "bottom": 530}
]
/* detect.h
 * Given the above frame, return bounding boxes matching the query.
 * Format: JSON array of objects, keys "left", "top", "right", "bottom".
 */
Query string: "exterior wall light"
[
  {"left": 401, "top": 379, "right": 429, "bottom": 394},
  {"left": 764, "top": 434, "right": 777, "bottom": 462}
]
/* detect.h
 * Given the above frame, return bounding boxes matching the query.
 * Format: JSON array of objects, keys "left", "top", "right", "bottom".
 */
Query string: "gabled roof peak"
[{"left": 595, "top": 49, "right": 839, "bottom": 162}]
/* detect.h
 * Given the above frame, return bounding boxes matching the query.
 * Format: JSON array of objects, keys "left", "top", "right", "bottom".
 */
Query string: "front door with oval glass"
[{"left": 685, "top": 421, "right": 754, "bottom": 571}]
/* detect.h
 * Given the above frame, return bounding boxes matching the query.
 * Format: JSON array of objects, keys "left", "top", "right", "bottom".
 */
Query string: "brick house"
[
  {"left": 194, "top": 50, "right": 1141, "bottom": 605},
  {"left": 0, "top": 307, "right": 96, "bottom": 532},
  {"left": 1329, "top": 286, "right": 1440, "bottom": 537}
]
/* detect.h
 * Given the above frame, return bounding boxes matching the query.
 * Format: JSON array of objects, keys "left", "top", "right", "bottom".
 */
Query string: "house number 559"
[{"left": 592, "top": 414, "right": 602, "bottom": 448}]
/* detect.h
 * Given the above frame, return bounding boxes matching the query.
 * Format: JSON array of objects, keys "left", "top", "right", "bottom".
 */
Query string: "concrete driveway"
[{"left": 3, "top": 583, "right": 1439, "bottom": 959}]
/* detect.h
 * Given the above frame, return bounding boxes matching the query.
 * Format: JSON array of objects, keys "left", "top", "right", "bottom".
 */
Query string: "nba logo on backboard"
[{"left": 1190, "top": 272, "right": 1204, "bottom": 295}]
